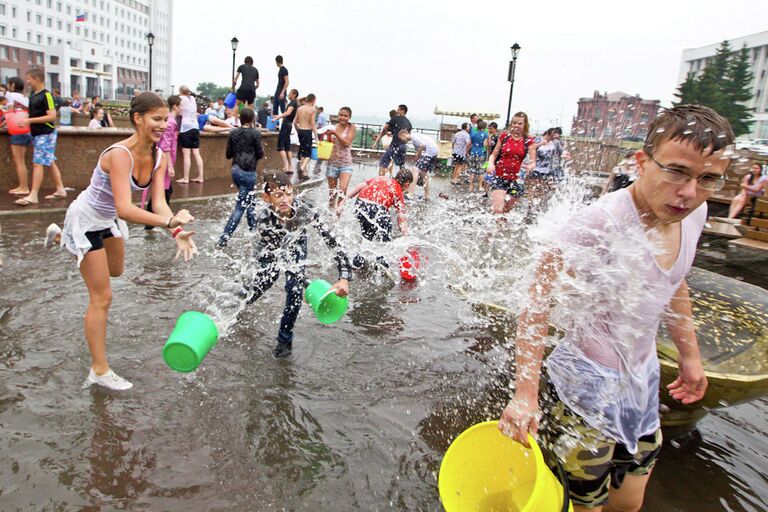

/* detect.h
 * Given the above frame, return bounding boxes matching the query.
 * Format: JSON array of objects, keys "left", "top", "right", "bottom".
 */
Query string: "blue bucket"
[
  {"left": 224, "top": 92, "right": 236, "bottom": 108},
  {"left": 266, "top": 115, "right": 277, "bottom": 131},
  {"left": 311, "top": 146, "right": 318, "bottom": 160}
]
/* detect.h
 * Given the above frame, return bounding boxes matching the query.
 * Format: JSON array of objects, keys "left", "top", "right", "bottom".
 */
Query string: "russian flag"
[{"left": 75, "top": 13, "right": 86, "bottom": 22}]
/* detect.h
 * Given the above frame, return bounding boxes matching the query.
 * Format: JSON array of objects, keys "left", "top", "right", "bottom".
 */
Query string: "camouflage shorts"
[{"left": 541, "top": 391, "right": 662, "bottom": 508}]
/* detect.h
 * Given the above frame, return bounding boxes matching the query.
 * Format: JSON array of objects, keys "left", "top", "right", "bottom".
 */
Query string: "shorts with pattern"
[
  {"left": 452, "top": 152, "right": 465, "bottom": 164},
  {"left": 467, "top": 154, "right": 486, "bottom": 175},
  {"left": 490, "top": 176, "right": 524, "bottom": 197},
  {"left": 540, "top": 384, "right": 662, "bottom": 508},
  {"left": 33, "top": 131, "right": 58, "bottom": 166},
  {"left": 415, "top": 155, "right": 438, "bottom": 173}
]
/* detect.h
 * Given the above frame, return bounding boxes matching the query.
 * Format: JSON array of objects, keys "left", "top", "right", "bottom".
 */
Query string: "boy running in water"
[
  {"left": 247, "top": 171, "right": 351, "bottom": 358},
  {"left": 499, "top": 105, "right": 730, "bottom": 511},
  {"left": 397, "top": 130, "right": 439, "bottom": 201}
]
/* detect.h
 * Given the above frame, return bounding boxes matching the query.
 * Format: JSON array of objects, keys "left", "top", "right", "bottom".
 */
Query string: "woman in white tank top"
[{"left": 45, "top": 93, "right": 198, "bottom": 391}]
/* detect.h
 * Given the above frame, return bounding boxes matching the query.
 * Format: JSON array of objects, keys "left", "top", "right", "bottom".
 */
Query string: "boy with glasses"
[{"left": 498, "top": 105, "right": 732, "bottom": 511}]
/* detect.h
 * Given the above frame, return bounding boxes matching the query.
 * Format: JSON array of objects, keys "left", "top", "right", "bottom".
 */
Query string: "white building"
[
  {"left": 678, "top": 30, "right": 768, "bottom": 139},
  {"left": 0, "top": 0, "right": 172, "bottom": 101}
]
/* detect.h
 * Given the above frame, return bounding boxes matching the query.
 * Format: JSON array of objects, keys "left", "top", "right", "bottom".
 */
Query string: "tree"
[
  {"left": 674, "top": 72, "right": 699, "bottom": 105},
  {"left": 721, "top": 45, "right": 755, "bottom": 136},
  {"left": 196, "top": 82, "right": 230, "bottom": 100},
  {"left": 673, "top": 40, "right": 755, "bottom": 137}
]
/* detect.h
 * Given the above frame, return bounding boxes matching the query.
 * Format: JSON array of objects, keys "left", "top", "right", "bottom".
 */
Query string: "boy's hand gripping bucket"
[{"left": 304, "top": 279, "right": 349, "bottom": 324}]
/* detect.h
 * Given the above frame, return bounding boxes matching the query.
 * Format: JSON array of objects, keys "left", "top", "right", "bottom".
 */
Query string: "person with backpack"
[{"left": 486, "top": 112, "right": 536, "bottom": 214}]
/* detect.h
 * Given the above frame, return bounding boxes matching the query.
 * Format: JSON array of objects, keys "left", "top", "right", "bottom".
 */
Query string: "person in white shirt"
[
  {"left": 177, "top": 86, "right": 204, "bottom": 183},
  {"left": 398, "top": 129, "right": 439, "bottom": 200},
  {"left": 498, "top": 104, "right": 729, "bottom": 511}
]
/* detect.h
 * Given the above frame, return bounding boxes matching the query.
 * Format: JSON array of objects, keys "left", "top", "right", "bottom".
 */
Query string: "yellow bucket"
[
  {"left": 439, "top": 421, "right": 573, "bottom": 512},
  {"left": 317, "top": 140, "right": 334, "bottom": 160}
]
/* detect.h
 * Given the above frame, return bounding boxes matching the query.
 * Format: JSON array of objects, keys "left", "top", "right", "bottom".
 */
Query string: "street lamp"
[
  {"left": 146, "top": 31, "right": 155, "bottom": 91},
  {"left": 505, "top": 42, "right": 521, "bottom": 128},
  {"left": 231, "top": 37, "right": 239, "bottom": 89}
]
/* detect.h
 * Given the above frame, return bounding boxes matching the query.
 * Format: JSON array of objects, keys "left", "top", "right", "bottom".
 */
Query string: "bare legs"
[
  {"left": 451, "top": 162, "right": 466, "bottom": 184},
  {"left": 18, "top": 162, "right": 66, "bottom": 204},
  {"left": 79, "top": 237, "right": 125, "bottom": 375},
  {"left": 9, "top": 144, "right": 29, "bottom": 194},
  {"left": 728, "top": 193, "right": 747, "bottom": 219},
  {"left": 279, "top": 150, "right": 293, "bottom": 173},
  {"left": 179, "top": 148, "right": 204, "bottom": 183}
]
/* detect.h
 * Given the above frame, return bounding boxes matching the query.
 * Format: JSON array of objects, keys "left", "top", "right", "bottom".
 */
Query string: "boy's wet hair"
[
  {"left": 398, "top": 129, "right": 410, "bottom": 138},
  {"left": 389, "top": 109, "right": 397, "bottom": 118},
  {"left": 489, "top": 122, "right": 498, "bottom": 129},
  {"left": 306, "top": 93, "right": 316, "bottom": 103},
  {"left": 275, "top": 55, "right": 284, "bottom": 64},
  {"left": 552, "top": 126, "right": 562, "bottom": 135},
  {"left": 461, "top": 122, "right": 469, "bottom": 130},
  {"left": 394, "top": 168, "right": 413, "bottom": 187},
  {"left": 263, "top": 171, "right": 292, "bottom": 194},
  {"left": 245, "top": 56, "right": 253, "bottom": 65},
  {"left": 477, "top": 120, "right": 487, "bottom": 131},
  {"left": 398, "top": 104, "right": 408, "bottom": 114},
  {"left": 643, "top": 104, "right": 734, "bottom": 157},
  {"left": 239, "top": 107, "right": 255, "bottom": 125}
]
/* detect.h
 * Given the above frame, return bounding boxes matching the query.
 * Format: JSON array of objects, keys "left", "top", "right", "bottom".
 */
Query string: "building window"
[
  {"left": 47, "top": 17, "right": 52, "bottom": 27},
  {"left": 35, "top": 53, "right": 42, "bottom": 64},
  {"left": 57, "top": 19, "right": 61, "bottom": 29},
  {"left": 12, "top": 48, "right": 18, "bottom": 61},
  {"left": 26, "top": 30, "right": 31, "bottom": 42},
  {"left": 36, "top": 14, "right": 41, "bottom": 24},
  {"left": 47, "top": 36, "right": 52, "bottom": 45},
  {"left": 70, "top": 58, "right": 79, "bottom": 67},
  {"left": 12, "top": 27, "right": 16, "bottom": 38},
  {"left": 46, "top": 0, "right": 51, "bottom": 7},
  {"left": 66, "top": 5, "right": 70, "bottom": 14},
  {"left": 0, "top": 25, "right": 5, "bottom": 36},
  {"left": 36, "top": 33, "right": 42, "bottom": 44},
  {"left": 0, "top": 4, "right": 5, "bottom": 15},
  {"left": 0, "top": 47, "right": 7, "bottom": 60},
  {"left": 57, "top": 1, "right": 61, "bottom": 11},
  {"left": 50, "top": 55, "right": 59, "bottom": 64},
  {"left": 26, "top": 10, "right": 31, "bottom": 21},
  {"left": 67, "top": 22, "right": 71, "bottom": 32}
]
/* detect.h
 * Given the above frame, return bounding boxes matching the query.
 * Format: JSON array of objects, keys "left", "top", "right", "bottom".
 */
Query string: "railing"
[{"left": 351, "top": 122, "right": 442, "bottom": 150}]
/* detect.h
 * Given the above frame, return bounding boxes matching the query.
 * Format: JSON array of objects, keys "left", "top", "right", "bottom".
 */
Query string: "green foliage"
[
  {"left": 196, "top": 82, "right": 231, "bottom": 101},
  {"left": 673, "top": 40, "right": 755, "bottom": 137}
]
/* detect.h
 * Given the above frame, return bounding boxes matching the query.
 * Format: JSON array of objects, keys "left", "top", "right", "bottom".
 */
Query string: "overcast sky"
[{"left": 172, "top": 0, "right": 768, "bottom": 131}]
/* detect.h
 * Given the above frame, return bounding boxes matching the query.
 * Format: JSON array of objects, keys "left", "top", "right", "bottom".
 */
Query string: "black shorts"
[
  {"left": 179, "top": 129, "right": 200, "bottom": 149},
  {"left": 297, "top": 128, "right": 313, "bottom": 158},
  {"left": 452, "top": 153, "right": 465, "bottom": 164},
  {"left": 355, "top": 200, "right": 392, "bottom": 242},
  {"left": 379, "top": 143, "right": 406, "bottom": 168},
  {"left": 85, "top": 227, "right": 115, "bottom": 252},
  {"left": 277, "top": 122, "right": 292, "bottom": 152},
  {"left": 236, "top": 87, "right": 256, "bottom": 104}
]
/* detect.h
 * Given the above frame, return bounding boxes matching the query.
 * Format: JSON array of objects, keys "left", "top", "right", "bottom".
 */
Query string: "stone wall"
[{"left": 0, "top": 128, "right": 283, "bottom": 190}]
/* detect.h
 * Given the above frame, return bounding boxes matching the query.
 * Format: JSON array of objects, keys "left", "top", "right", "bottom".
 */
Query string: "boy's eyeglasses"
[{"left": 649, "top": 154, "right": 726, "bottom": 192}]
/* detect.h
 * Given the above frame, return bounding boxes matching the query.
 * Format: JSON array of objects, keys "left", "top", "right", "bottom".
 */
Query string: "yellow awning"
[{"left": 434, "top": 107, "right": 500, "bottom": 120}]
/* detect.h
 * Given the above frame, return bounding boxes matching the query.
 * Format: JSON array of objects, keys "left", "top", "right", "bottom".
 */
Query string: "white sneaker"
[
  {"left": 44, "top": 223, "right": 61, "bottom": 249},
  {"left": 83, "top": 368, "right": 133, "bottom": 391}
]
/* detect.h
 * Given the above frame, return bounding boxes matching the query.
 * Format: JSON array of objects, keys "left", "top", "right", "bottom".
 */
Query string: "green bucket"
[
  {"left": 162, "top": 311, "right": 219, "bottom": 372},
  {"left": 304, "top": 279, "right": 349, "bottom": 324}
]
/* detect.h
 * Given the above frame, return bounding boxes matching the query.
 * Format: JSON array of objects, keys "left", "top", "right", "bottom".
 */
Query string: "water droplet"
[{"left": 655, "top": 128, "right": 665, "bottom": 133}]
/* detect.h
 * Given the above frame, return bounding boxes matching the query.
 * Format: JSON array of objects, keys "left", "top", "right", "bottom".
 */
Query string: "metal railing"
[{"left": 351, "top": 122, "right": 442, "bottom": 150}]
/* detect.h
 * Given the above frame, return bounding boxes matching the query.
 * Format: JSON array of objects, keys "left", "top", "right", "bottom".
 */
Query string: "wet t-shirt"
[
  {"left": 452, "top": 130, "right": 470, "bottom": 157},
  {"left": 409, "top": 132, "right": 438, "bottom": 157},
  {"left": 284, "top": 99, "right": 298, "bottom": 123},
  {"left": 495, "top": 135, "right": 533, "bottom": 180},
  {"left": 546, "top": 188, "right": 707, "bottom": 453},
  {"left": 387, "top": 116, "right": 412, "bottom": 147},
  {"left": 469, "top": 129, "right": 488, "bottom": 157},
  {"left": 534, "top": 139, "right": 563, "bottom": 175},
  {"left": 357, "top": 177, "right": 406, "bottom": 213},
  {"left": 237, "top": 64, "right": 259, "bottom": 90}
]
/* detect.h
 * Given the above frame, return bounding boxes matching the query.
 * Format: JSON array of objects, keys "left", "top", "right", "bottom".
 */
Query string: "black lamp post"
[
  {"left": 231, "top": 37, "right": 239, "bottom": 88},
  {"left": 505, "top": 43, "right": 521, "bottom": 128},
  {"left": 146, "top": 31, "right": 155, "bottom": 91}
]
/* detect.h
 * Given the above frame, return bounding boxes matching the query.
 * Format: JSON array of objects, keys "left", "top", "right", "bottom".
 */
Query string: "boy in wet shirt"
[
  {"left": 247, "top": 171, "right": 351, "bottom": 358},
  {"left": 499, "top": 105, "right": 731, "bottom": 511}
]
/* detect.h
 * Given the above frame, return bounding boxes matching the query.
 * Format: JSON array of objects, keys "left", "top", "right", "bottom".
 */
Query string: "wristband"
[
  {"left": 172, "top": 227, "right": 182, "bottom": 238},
  {"left": 166, "top": 216, "right": 174, "bottom": 228}
]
